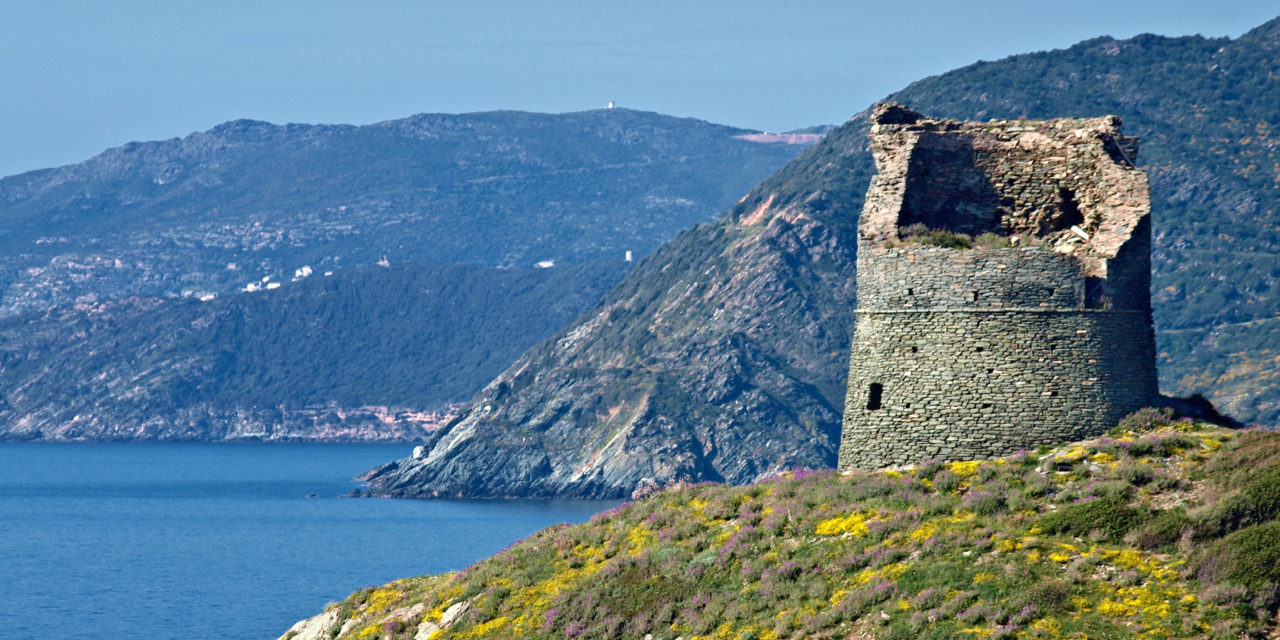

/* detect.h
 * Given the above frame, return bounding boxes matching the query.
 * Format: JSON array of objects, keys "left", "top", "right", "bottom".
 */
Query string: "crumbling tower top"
[{"left": 860, "top": 103, "right": 1149, "bottom": 284}]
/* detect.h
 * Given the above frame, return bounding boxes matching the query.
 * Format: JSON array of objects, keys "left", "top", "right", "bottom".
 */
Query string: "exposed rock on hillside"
[{"left": 363, "top": 122, "right": 875, "bottom": 497}]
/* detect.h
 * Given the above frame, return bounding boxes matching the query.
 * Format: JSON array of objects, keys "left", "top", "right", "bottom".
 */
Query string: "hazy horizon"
[{"left": 1, "top": 1, "right": 1276, "bottom": 178}]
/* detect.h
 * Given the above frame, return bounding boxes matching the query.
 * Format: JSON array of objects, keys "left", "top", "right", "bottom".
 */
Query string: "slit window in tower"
[
  {"left": 867, "top": 383, "right": 883, "bottom": 411},
  {"left": 972, "top": 291, "right": 979, "bottom": 302}
]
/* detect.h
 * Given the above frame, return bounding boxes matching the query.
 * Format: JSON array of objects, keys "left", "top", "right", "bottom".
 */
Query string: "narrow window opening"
[
  {"left": 982, "top": 403, "right": 992, "bottom": 409},
  {"left": 986, "top": 368, "right": 994, "bottom": 374},
  {"left": 976, "top": 346, "right": 985, "bottom": 353},
  {"left": 1047, "top": 287, "right": 1055, "bottom": 297},
  {"left": 1050, "top": 391, "right": 1059, "bottom": 397},
  {"left": 910, "top": 346, "right": 918, "bottom": 353},
  {"left": 972, "top": 291, "right": 979, "bottom": 302},
  {"left": 907, "top": 288, "right": 914, "bottom": 296},
  {"left": 866, "top": 383, "right": 883, "bottom": 411}
]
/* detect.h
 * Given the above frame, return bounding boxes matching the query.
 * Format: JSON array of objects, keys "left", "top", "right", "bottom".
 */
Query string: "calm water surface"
[{"left": 0, "top": 443, "right": 617, "bottom": 640}]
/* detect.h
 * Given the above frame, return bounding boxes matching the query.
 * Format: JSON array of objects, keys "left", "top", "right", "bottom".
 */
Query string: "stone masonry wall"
[
  {"left": 838, "top": 105, "right": 1159, "bottom": 471},
  {"left": 856, "top": 246, "right": 1087, "bottom": 310},
  {"left": 838, "top": 308, "right": 1158, "bottom": 469}
]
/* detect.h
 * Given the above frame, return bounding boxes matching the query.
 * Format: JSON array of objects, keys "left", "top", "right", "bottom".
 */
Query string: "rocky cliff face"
[{"left": 362, "top": 122, "right": 875, "bottom": 498}]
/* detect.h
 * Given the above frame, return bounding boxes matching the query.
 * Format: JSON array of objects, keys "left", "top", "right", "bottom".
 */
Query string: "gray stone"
[{"left": 838, "top": 105, "right": 1158, "bottom": 471}]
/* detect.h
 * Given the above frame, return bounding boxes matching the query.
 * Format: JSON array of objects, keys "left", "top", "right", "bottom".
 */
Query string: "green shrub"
[
  {"left": 1115, "top": 460, "right": 1156, "bottom": 486},
  {"left": 1037, "top": 495, "right": 1146, "bottom": 540},
  {"left": 917, "top": 230, "right": 973, "bottom": 249},
  {"left": 933, "top": 470, "right": 961, "bottom": 493},
  {"left": 973, "top": 232, "right": 1014, "bottom": 248},
  {"left": 1203, "top": 431, "right": 1280, "bottom": 495},
  {"left": 896, "top": 223, "right": 974, "bottom": 249},
  {"left": 1112, "top": 407, "right": 1178, "bottom": 435},
  {"left": 963, "top": 489, "right": 1008, "bottom": 515},
  {"left": 1195, "top": 522, "right": 1280, "bottom": 593},
  {"left": 1009, "top": 578, "right": 1072, "bottom": 612},
  {"left": 1196, "top": 466, "right": 1280, "bottom": 539},
  {"left": 1126, "top": 433, "right": 1200, "bottom": 458},
  {"left": 915, "top": 459, "right": 945, "bottom": 480},
  {"left": 1132, "top": 508, "right": 1191, "bottom": 550}
]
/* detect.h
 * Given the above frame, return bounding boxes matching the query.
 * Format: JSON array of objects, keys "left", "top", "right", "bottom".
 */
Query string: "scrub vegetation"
[{"left": 299, "top": 411, "right": 1280, "bottom": 639}]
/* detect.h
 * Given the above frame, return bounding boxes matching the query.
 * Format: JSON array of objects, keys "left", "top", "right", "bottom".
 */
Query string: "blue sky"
[{"left": 1, "top": 1, "right": 1276, "bottom": 177}]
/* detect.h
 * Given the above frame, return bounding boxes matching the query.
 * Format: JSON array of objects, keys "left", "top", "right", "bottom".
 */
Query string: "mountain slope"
[
  {"left": 365, "top": 16, "right": 1280, "bottom": 499},
  {"left": 0, "top": 109, "right": 810, "bottom": 317},
  {"left": 362, "top": 122, "right": 873, "bottom": 497},
  {"left": 0, "top": 261, "right": 627, "bottom": 441},
  {"left": 287, "top": 419, "right": 1280, "bottom": 640}
]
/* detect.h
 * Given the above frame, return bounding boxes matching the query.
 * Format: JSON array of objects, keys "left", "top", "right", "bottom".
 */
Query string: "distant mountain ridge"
[
  {"left": 0, "top": 108, "right": 810, "bottom": 317},
  {"left": 0, "top": 108, "right": 817, "bottom": 441},
  {"left": 364, "top": 16, "right": 1280, "bottom": 499}
]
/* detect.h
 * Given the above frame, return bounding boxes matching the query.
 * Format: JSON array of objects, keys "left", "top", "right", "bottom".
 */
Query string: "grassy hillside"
[{"left": 282, "top": 414, "right": 1280, "bottom": 639}]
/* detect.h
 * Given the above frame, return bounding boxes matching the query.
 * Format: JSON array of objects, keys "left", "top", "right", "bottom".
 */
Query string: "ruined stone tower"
[{"left": 837, "top": 104, "right": 1159, "bottom": 470}]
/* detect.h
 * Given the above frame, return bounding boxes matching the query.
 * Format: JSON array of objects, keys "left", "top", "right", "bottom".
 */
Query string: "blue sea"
[{"left": 0, "top": 443, "right": 617, "bottom": 640}]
